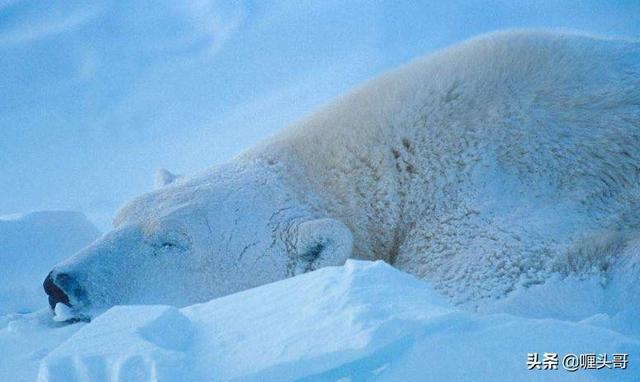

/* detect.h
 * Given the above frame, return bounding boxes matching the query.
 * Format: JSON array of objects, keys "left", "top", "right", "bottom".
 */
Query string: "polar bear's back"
[
  {"left": 248, "top": 31, "right": 640, "bottom": 304},
  {"left": 283, "top": 30, "right": 640, "bottom": 184},
  {"left": 258, "top": 31, "right": 639, "bottom": 242}
]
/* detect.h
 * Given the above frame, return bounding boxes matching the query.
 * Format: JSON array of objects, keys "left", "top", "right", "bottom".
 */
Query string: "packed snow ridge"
[{"left": 37, "top": 261, "right": 639, "bottom": 382}]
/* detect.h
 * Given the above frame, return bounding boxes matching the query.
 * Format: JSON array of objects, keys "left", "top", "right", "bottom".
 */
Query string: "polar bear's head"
[{"left": 44, "top": 161, "right": 352, "bottom": 320}]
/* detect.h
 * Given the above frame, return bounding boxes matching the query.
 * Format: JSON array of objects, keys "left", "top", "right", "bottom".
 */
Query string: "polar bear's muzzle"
[{"left": 43, "top": 271, "right": 85, "bottom": 313}]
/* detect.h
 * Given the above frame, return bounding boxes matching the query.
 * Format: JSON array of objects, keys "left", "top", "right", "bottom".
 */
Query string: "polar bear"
[{"left": 44, "top": 30, "right": 640, "bottom": 319}]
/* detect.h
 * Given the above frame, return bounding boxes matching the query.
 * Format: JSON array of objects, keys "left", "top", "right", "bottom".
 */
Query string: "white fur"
[
  {"left": 154, "top": 168, "right": 181, "bottom": 189},
  {"left": 48, "top": 30, "right": 640, "bottom": 316},
  {"left": 246, "top": 30, "right": 640, "bottom": 305}
]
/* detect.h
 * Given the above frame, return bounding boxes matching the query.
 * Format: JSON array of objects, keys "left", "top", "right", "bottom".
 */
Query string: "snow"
[
  {"left": 39, "top": 306, "right": 192, "bottom": 382},
  {"left": 0, "top": 211, "right": 99, "bottom": 381},
  {"left": 1, "top": 30, "right": 639, "bottom": 382},
  {"left": 52, "top": 304, "right": 77, "bottom": 323},
  {"left": 1, "top": 212, "right": 637, "bottom": 381},
  {"left": 0, "top": 211, "right": 100, "bottom": 314},
  {"left": 31, "top": 260, "right": 639, "bottom": 381},
  {"left": 0, "top": 310, "right": 83, "bottom": 382}
]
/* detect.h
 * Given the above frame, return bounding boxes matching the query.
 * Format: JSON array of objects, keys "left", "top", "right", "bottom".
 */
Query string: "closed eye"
[
  {"left": 145, "top": 225, "right": 192, "bottom": 256},
  {"left": 157, "top": 240, "right": 188, "bottom": 251},
  {"left": 151, "top": 239, "right": 189, "bottom": 256},
  {"left": 153, "top": 241, "right": 186, "bottom": 257}
]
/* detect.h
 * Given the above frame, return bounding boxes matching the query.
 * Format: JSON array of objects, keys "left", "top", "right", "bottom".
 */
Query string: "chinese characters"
[{"left": 527, "top": 353, "right": 628, "bottom": 372}]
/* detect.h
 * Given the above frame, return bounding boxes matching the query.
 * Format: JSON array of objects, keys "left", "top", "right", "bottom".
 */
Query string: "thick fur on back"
[{"left": 246, "top": 30, "right": 640, "bottom": 305}]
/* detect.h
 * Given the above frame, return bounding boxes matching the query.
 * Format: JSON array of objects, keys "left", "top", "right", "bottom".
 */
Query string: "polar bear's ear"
[
  {"left": 293, "top": 218, "right": 353, "bottom": 275},
  {"left": 154, "top": 168, "right": 181, "bottom": 189}
]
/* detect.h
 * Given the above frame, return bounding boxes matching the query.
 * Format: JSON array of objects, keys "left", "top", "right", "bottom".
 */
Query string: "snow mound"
[
  {"left": 39, "top": 306, "right": 192, "bottom": 382},
  {"left": 38, "top": 260, "right": 639, "bottom": 381},
  {"left": 0, "top": 211, "right": 100, "bottom": 314},
  {"left": 0, "top": 310, "right": 84, "bottom": 382}
]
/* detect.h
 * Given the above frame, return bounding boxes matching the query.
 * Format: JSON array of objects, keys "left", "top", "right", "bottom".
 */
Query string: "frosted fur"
[
  {"left": 50, "top": 161, "right": 350, "bottom": 315},
  {"left": 154, "top": 168, "right": 182, "bottom": 189},
  {"left": 48, "top": 30, "right": 640, "bottom": 315},
  {"left": 248, "top": 30, "right": 640, "bottom": 305}
]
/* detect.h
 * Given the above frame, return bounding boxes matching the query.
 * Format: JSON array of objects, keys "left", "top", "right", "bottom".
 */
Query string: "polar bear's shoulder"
[{"left": 428, "top": 29, "right": 639, "bottom": 68}]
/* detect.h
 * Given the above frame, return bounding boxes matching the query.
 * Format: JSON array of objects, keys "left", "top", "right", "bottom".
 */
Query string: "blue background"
[{"left": 1, "top": 1, "right": 639, "bottom": 229}]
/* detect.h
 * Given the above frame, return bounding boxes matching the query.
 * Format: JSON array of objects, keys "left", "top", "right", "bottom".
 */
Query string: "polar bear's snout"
[{"left": 43, "top": 271, "right": 85, "bottom": 311}]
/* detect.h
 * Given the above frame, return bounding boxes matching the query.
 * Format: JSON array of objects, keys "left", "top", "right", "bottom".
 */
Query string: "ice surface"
[
  {"left": 36, "top": 260, "right": 639, "bottom": 381},
  {"left": 0, "top": 211, "right": 100, "bottom": 314}
]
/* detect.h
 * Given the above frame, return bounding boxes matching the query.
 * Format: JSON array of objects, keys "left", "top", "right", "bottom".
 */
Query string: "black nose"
[{"left": 43, "top": 272, "right": 72, "bottom": 310}]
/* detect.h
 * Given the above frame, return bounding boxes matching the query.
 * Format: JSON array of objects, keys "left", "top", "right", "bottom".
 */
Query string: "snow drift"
[
  {"left": 0, "top": 211, "right": 100, "bottom": 315},
  {"left": 38, "top": 261, "right": 639, "bottom": 382},
  {"left": 0, "top": 211, "right": 99, "bottom": 381}
]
